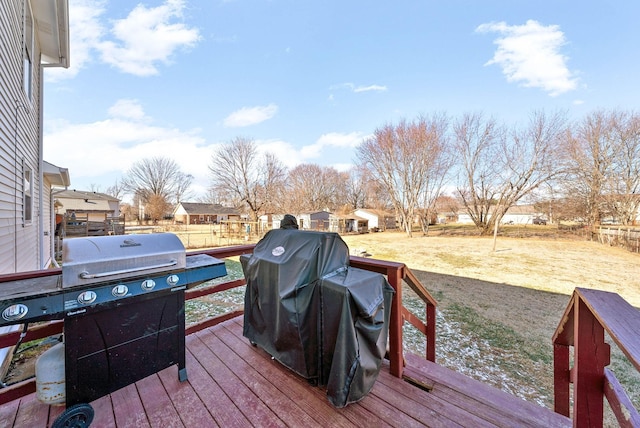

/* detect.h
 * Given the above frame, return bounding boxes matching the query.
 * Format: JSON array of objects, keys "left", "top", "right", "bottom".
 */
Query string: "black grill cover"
[{"left": 241, "top": 229, "right": 394, "bottom": 407}]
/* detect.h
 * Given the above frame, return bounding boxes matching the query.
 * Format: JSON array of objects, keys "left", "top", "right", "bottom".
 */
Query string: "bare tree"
[
  {"left": 105, "top": 179, "right": 126, "bottom": 200},
  {"left": 122, "top": 157, "right": 193, "bottom": 206},
  {"left": 209, "top": 137, "right": 287, "bottom": 221},
  {"left": 605, "top": 111, "right": 640, "bottom": 225},
  {"left": 564, "top": 110, "right": 617, "bottom": 228},
  {"left": 564, "top": 109, "right": 640, "bottom": 227},
  {"left": 357, "top": 114, "right": 451, "bottom": 237},
  {"left": 285, "top": 164, "right": 348, "bottom": 213},
  {"left": 455, "top": 111, "right": 568, "bottom": 235},
  {"left": 344, "top": 166, "right": 369, "bottom": 210}
]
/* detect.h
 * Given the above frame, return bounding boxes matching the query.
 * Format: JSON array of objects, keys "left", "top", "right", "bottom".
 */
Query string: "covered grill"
[
  {"left": 241, "top": 229, "right": 394, "bottom": 407},
  {"left": 0, "top": 233, "right": 227, "bottom": 423}
]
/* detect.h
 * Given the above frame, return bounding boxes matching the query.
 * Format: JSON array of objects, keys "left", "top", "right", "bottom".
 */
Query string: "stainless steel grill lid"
[{"left": 62, "top": 233, "right": 187, "bottom": 288}]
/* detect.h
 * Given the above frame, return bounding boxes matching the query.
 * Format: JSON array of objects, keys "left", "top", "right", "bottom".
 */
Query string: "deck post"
[
  {"left": 387, "top": 265, "right": 404, "bottom": 378},
  {"left": 553, "top": 343, "right": 571, "bottom": 417},
  {"left": 573, "top": 297, "right": 606, "bottom": 427}
]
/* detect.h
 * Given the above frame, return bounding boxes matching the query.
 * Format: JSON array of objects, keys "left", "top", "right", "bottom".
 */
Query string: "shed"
[
  {"left": 297, "top": 211, "right": 331, "bottom": 231},
  {"left": 329, "top": 213, "right": 368, "bottom": 234}
]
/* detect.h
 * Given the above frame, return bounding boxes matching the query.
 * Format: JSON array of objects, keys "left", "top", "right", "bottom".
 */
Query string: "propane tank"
[{"left": 35, "top": 342, "right": 65, "bottom": 405}]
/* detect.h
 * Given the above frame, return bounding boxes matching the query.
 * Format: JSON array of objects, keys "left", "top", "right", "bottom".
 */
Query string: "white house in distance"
[
  {"left": 173, "top": 202, "right": 241, "bottom": 225},
  {"left": 353, "top": 209, "right": 397, "bottom": 231},
  {"left": 0, "top": 0, "right": 70, "bottom": 274},
  {"left": 457, "top": 204, "right": 541, "bottom": 225}
]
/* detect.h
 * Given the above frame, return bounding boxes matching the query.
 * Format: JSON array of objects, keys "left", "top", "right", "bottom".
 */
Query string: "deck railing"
[
  {"left": 552, "top": 287, "right": 640, "bottom": 427},
  {"left": 0, "top": 243, "right": 436, "bottom": 404}
]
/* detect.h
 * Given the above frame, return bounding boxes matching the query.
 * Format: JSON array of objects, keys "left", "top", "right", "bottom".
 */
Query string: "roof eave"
[
  {"left": 33, "top": 0, "right": 70, "bottom": 68},
  {"left": 43, "top": 160, "right": 70, "bottom": 187}
]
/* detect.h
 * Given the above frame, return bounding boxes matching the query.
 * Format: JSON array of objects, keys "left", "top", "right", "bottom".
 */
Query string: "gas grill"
[{"left": 0, "top": 233, "right": 227, "bottom": 411}]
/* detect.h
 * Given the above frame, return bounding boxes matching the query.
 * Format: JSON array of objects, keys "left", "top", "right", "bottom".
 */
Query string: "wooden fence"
[{"left": 596, "top": 226, "right": 640, "bottom": 253}]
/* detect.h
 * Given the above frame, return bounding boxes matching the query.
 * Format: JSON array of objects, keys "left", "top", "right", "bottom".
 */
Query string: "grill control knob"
[
  {"left": 166, "top": 275, "right": 180, "bottom": 286},
  {"left": 2, "top": 304, "right": 28, "bottom": 322},
  {"left": 141, "top": 279, "right": 156, "bottom": 291},
  {"left": 78, "top": 291, "right": 97, "bottom": 305},
  {"left": 112, "top": 284, "right": 128, "bottom": 297}
]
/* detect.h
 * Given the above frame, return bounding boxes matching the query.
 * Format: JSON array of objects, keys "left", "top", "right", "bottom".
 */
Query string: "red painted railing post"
[
  {"left": 426, "top": 302, "right": 436, "bottom": 363},
  {"left": 387, "top": 265, "right": 404, "bottom": 378},
  {"left": 573, "top": 297, "right": 607, "bottom": 427},
  {"left": 553, "top": 343, "right": 571, "bottom": 417}
]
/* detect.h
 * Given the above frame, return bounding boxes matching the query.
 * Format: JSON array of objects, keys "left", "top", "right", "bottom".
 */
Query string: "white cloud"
[
  {"left": 353, "top": 84, "right": 388, "bottom": 93},
  {"left": 108, "top": 99, "right": 149, "bottom": 121},
  {"left": 98, "top": 0, "right": 201, "bottom": 76},
  {"left": 331, "top": 83, "right": 388, "bottom": 93},
  {"left": 300, "top": 132, "right": 368, "bottom": 159},
  {"left": 47, "top": 0, "right": 201, "bottom": 80},
  {"left": 43, "top": 100, "right": 215, "bottom": 197},
  {"left": 45, "top": 0, "right": 107, "bottom": 82},
  {"left": 223, "top": 104, "right": 278, "bottom": 127},
  {"left": 476, "top": 20, "right": 578, "bottom": 96},
  {"left": 254, "top": 139, "right": 302, "bottom": 168}
]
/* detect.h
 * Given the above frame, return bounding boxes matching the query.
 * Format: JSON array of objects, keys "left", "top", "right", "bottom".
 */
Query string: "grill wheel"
[{"left": 52, "top": 403, "right": 94, "bottom": 428}]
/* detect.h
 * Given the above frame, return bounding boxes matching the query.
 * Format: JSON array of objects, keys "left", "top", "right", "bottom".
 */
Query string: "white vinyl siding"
[
  {"left": 23, "top": 161, "right": 32, "bottom": 224},
  {"left": 23, "top": 0, "right": 34, "bottom": 102},
  {"left": 0, "top": 0, "right": 42, "bottom": 273}
]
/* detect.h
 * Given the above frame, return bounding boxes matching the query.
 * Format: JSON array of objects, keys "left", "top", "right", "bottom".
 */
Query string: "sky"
[{"left": 42, "top": 0, "right": 640, "bottom": 203}]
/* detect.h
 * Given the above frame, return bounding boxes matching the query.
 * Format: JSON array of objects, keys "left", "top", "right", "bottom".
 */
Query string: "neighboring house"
[
  {"left": 436, "top": 211, "right": 458, "bottom": 224},
  {"left": 173, "top": 202, "right": 241, "bottom": 225},
  {"left": 457, "top": 205, "right": 541, "bottom": 225},
  {"left": 55, "top": 189, "right": 123, "bottom": 237},
  {"left": 353, "top": 209, "right": 396, "bottom": 231},
  {"left": 0, "top": 0, "right": 70, "bottom": 274},
  {"left": 55, "top": 189, "right": 120, "bottom": 220},
  {"left": 258, "top": 213, "right": 285, "bottom": 231},
  {"left": 502, "top": 204, "right": 538, "bottom": 225},
  {"left": 297, "top": 211, "right": 331, "bottom": 231}
]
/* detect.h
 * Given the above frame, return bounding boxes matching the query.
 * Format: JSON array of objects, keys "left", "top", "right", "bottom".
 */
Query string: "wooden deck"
[{"left": 0, "top": 316, "right": 571, "bottom": 428}]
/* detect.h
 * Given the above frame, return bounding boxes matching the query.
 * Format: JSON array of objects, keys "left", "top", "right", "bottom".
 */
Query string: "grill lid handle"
[{"left": 78, "top": 259, "right": 179, "bottom": 280}]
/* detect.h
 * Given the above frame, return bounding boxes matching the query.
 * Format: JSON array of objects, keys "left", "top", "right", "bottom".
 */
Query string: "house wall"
[
  {"left": 354, "top": 210, "right": 377, "bottom": 229},
  {"left": 0, "top": 0, "right": 44, "bottom": 274},
  {"left": 502, "top": 214, "right": 534, "bottom": 225}
]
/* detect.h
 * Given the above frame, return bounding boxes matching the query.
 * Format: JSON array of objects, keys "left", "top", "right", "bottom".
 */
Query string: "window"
[
  {"left": 23, "top": 1, "right": 34, "bottom": 101},
  {"left": 23, "top": 164, "right": 33, "bottom": 224}
]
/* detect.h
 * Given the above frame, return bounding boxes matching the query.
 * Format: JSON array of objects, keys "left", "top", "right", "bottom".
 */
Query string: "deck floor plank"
[
  {"left": 183, "top": 345, "right": 249, "bottom": 427},
  {"left": 157, "top": 364, "right": 218, "bottom": 428},
  {"left": 197, "top": 328, "right": 324, "bottom": 428},
  {"left": 403, "top": 353, "right": 571, "bottom": 427},
  {"left": 87, "top": 395, "right": 116, "bottom": 427},
  {"left": 0, "top": 316, "right": 572, "bottom": 428},
  {"left": 110, "top": 383, "right": 150, "bottom": 428},
  {"left": 371, "top": 372, "right": 485, "bottom": 427},
  {"left": 135, "top": 374, "right": 184, "bottom": 427},
  {"left": 0, "top": 397, "right": 18, "bottom": 427},
  {"left": 218, "top": 320, "right": 369, "bottom": 428},
  {"left": 13, "top": 394, "right": 49, "bottom": 427},
  {"left": 187, "top": 332, "right": 286, "bottom": 427}
]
